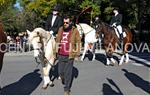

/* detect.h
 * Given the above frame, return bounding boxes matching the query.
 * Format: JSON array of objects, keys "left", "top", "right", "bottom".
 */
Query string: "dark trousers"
[{"left": 58, "top": 55, "right": 74, "bottom": 91}]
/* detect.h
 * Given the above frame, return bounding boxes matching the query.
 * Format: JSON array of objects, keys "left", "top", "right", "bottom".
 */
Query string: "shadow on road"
[
  {"left": 129, "top": 57, "right": 150, "bottom": 68},
  {"left": 70, "top": 66, "right": 79, "bottom": 88},
  {"left": 1, "top": 69, "right": 42, "bottom": 95},
  {"left": 102, "top": 78, "right": 123, "bottom": 95},
  {"left": 115, "top": 52, "right": 150, "bottom": 68},
  {"left": 95, "top": 53, "right": 106, "bottom": 65},
  {"left": 122, "top": 69, "right": 150, "bottom": 94},
  {"left": 95, "top": 53, "right": 119, "bottom": 65}
]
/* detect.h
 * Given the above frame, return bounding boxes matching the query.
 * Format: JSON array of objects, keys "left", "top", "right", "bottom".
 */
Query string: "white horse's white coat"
[
  {"left": 76, "top": 23, "right": 98, "bottom": 61},
  {"left": 27, "top": 28, "right": 56, "bottom": 88}
]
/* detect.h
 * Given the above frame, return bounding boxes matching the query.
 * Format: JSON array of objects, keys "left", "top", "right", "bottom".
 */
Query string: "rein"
[{"left": 33, "top": 33, "right": 54, "bottom": 68}]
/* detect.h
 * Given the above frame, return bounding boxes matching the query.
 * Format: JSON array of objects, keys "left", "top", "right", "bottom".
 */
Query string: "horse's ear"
[
  {"left": 26, "top": 30, "right": 31, "bottom": 35},
  {"left": 76, "top": 24, "right": 79, "bottom": 27}
]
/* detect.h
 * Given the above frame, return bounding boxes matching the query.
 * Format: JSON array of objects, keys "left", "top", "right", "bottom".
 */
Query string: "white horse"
[
  {"left": 76, "top": 23, "right": 98, "bottom": 61},
  {"left": 27, "top": 28, "right": 56, "bottom": 89}
]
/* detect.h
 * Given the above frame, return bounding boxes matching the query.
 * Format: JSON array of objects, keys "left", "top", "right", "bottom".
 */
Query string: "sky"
[{"left": 14, "top": 1, "right": 23, "bottom": 11}]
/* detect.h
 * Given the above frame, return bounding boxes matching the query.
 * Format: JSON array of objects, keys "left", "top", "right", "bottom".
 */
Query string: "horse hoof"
[
  {"left": 119, "top": 63, "right": 123, "bottom": 66},
  {"left": 112, "top": 62, "right": 116, "bottom": 65},
  {"left": 106, "top": 64, "right": 114, "bottom": 66},
  {"left": 92, "top": 58, "right": 95, "bottom": 61},
  {"left": 124, "top": 61, "right": 129, "bottom": 64},
  {"left": 58, "top": 76, "right": 61, "bottom": 80},
  {"left": 49, "top": 83, "right": 54, "bottom": 87},
  {"left": 124, "top": 61, "right": 128, "bottom": 64},
  {"left": 110, "top": 64, "right": 114, "bottom": 66},
  {"left": 80, "top": 59, "right": 83, "bottom": 61},
  {"left": 42, "top": 84, "right": 49, "bottom": 90}
]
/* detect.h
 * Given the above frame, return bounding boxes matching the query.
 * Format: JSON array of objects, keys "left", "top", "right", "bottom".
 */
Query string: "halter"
[
  {"left": 32, "top": 33, "right": 54, "bottom": 68},
  {"left": 78, "top": 24, "right": 84, "bottom": 37},
  {"left": 78, "top": 24, "right": 94, "bottom": 36}
]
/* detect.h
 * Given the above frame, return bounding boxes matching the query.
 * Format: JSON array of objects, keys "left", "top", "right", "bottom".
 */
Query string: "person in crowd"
[
  {"left": 110, "top": 8, "right": 123, "bottom": 41},
  {"left": 45, "top": 4, "right": 63, "bottom": 37}
]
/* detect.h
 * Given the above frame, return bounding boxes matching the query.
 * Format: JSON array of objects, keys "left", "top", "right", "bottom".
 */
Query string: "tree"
[
  {"left": 20, "top": 0, "right": 57, "bottom": 18},
  {"left": 80, "top": 0, "right": 101, "bottom": 17},
  {"left": 0, "top": 0, "right": 16, "bottom": 15}
]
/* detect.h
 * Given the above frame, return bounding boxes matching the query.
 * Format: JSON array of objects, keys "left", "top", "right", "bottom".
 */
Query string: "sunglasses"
[{"left": 64, "top": 22, "right": 69, "bottom": 24}]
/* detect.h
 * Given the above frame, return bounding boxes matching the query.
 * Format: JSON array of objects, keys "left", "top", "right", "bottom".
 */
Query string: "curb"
[{"left": 5, "top": 51, "right": 33, "bottom": 56}]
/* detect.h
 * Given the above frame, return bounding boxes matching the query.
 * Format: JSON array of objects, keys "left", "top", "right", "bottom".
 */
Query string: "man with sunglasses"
[{"left": 56, "top": 16, "right": 81, "bottom": 95}]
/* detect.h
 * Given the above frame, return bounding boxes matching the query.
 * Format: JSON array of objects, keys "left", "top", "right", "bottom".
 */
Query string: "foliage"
[
  {"left": 0, "top": 0, "right": 150, "bottom": 37},
  {"left": 0, "top": 0, "right": 5, "bottom": 5},
  {"left": 0, "top": 0, "right": 16, "bottom": 15},
  {"left": 20, "top": 0, "right": 57, "bottom": 18},
  {"left": 0, "top": 6, "right": 18, "bottom": 35},
  {"left": 80, "top": 0, "right": 101, "bottom": 17}
]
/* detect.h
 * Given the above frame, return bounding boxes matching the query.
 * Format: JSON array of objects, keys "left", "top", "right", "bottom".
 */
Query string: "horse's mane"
[
  {"left": 100, "top": 21, "right": 114, "bottom": 30},
  {"left": 31, "top": 27, "right": 51, "bottom": 40},
  {"left": 78, "top": 23, "right": 94, "bottom": 30},
  {"left": 98, "top": 21, "right": 118, "bottom": 40}
]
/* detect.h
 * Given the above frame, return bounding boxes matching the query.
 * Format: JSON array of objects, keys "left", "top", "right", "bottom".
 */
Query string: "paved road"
[{"left": 0, "top": 51, "right": 150, "bottom": 95}]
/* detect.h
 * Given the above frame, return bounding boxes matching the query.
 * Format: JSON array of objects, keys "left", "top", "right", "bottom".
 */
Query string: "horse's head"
[
  {"left": 76, "top": 23, "right": 84, "bottom": 38},
  {"left": 27, "top": 28, "right": 47, "bottom": 57},
  {"left": 76, "top": 23, "right": 95, "bottom": 37},
  {"left": 95, "top": 21, "right": 105, "bottom": 39}
]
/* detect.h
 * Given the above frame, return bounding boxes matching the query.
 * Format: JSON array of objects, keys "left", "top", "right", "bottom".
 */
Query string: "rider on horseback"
[{"left": 110, "top": 8, "right": 123, "bottom": 41}]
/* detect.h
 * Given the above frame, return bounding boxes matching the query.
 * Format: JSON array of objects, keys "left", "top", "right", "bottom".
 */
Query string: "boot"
[
  {"left": 64, "top": 91, "right": 71, "bottom": 95},
  {"left": 120, "top": 33, "right": 123, "bottom": 42},
  {"left": 61, "top": 76, "right": 65, "bottom": 85}
]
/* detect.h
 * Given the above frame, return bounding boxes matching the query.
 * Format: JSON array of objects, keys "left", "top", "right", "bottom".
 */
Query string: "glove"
[
  {"left": 50, "top": 31, "right": 54, "bottom": 35},
  {"left": 112, "top": 23, "right": 116, "bottom": 27}
]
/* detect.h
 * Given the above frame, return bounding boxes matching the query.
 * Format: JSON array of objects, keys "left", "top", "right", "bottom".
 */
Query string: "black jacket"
[
  {"left": 110, "top": 14, "right": 122, "bottom": 26},
  {"left": 45, "top": 14, "right": 63, "bottom": 36}
]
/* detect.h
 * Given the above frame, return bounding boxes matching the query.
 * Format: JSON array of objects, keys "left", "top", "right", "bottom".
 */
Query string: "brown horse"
[
  {"left": 0, "top": 22, "right": 7, "bottom": 90},
  {"left": 96, "top": 21, "right": 132, "bottom": 66}
]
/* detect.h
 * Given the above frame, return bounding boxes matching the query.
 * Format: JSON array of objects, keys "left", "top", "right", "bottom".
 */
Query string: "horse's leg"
[
  {"left": 110, "top": 57, "right": 116, "bottom": 64},
  {"left": 92, "top": 43, "right": 96, "bottom": 61},
  {"left": 110, "top": 44, "right": 116, "bottom": 65},
  {"left": 119, "top": 54, "right": 125, "bottom": 66},
  {"left": 124, "top": 53, "right": 129, "bottom": 64},
  {"left": 106, "top": 57, "right": 111, "bottom": 65},
  {"left": 124, "top": 41, "right": 130, "bottom": 64},
  {"left": 105, "top": 42, "right": 116, "bottom": 65},
  {"left": 81, "top": 43, "right": 88, "bottom": 61},
  {"left": 106, "top": 52, "right": 113, "bottom": 66},
  {"left": 42, "top": 63, "right": 53, "bottom": 89}
]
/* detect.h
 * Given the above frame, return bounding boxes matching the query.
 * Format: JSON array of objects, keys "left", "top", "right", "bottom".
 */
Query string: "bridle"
[
  {"left": 78, "top": 23, "right": 95, "bottom": 36},
  {"left": 32, "top": 33, "right": 54, "bottom": 68},
  {"left": 95, "top": 23, "right": 104, "bottom": 38},
  {"left": 78, "top": 24, "right": 84, "bottom": 37}
]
